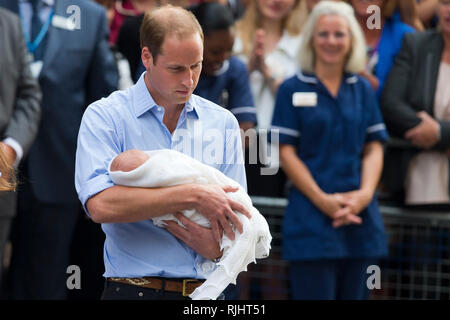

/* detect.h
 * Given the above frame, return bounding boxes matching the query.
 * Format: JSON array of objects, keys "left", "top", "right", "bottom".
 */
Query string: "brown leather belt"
[{"left": 108, "top": 277, "right": 204, "bottom": 296}]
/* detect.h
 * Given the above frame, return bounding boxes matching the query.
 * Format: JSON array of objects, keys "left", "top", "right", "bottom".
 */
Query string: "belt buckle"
[{"left": 182, "top": 279, "right": 197, "bottom": 296}]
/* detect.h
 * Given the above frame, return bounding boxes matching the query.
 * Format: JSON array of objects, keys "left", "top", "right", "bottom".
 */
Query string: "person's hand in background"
[{"left": 405, "top": 111, "right": 440, "bottom": 149}]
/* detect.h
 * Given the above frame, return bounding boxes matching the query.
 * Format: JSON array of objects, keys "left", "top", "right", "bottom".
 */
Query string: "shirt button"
[
  {"left": 138, "top": 292, "right": 144, "bottom": 297},
  {"left": 158, "top": 107, "right": 162, "bottom": 112}
]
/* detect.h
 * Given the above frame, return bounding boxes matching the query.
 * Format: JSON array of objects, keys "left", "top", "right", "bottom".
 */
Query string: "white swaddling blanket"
[{"left": 108, "top": 149, "right": 272, "bottom": 300}]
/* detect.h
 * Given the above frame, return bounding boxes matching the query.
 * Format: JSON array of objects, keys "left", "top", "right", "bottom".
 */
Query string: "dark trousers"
[
  {"left": 101, "top": 280, "right": 192, "bottom": 300},
  {"left": 68, "top": 214, "right": 105, "bottom": 300},
  {"left": 8, "top": 180, "right": 80, "bottom": 299},
  {"left": 289, "top": 258, "right": 378, "bottom": 300},
  {"left": 0, "top": 217, "right": 12, "bottom": 297},
  {"left": 101, "top": 280, "right": 226, "bottom": 300},
  {"left": 0, "top": 190, "right": 17, "bottom": 297}
]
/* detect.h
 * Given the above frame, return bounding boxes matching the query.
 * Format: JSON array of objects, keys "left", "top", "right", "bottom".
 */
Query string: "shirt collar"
[
  {"left": 296, "top": 69, "right": 359, "bottom": 85},
  {"left": 183, "top": 95, "right": 200, "bottom": 120},
  {"left": 133, "top": 72, "right": 200, "bottom": 119}
]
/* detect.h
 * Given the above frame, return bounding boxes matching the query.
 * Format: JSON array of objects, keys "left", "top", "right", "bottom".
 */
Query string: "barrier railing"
[{"left": 242, "top": 196, "right": 450, "bottom": 300}]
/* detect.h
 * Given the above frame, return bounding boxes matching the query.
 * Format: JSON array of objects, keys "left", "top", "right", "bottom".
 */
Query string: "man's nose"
[{"left": 182, "top": 69, "right": 194, "bottom": 88}]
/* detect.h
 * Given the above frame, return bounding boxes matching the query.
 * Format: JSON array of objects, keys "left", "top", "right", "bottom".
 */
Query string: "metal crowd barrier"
[{"left": 241, "top": 196, "right": 450, "bottom": 300}]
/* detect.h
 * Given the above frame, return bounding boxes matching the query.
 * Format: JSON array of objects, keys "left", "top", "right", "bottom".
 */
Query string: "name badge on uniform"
[
  {"left": 52, "top": 15, "right": 76, "bottom": 31},
  {"left": 292, "top": 92, "right": 317, "bottom": 107}
]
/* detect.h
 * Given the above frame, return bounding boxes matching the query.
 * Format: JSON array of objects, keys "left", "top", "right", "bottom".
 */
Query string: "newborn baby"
[{"left": 108, "top": 149, "right": 272, "bottom": 300}]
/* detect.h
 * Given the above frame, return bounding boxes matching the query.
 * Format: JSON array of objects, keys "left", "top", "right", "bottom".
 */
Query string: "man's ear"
[{"left": 141, "top": 47, "right": 153, "bottom": 69}]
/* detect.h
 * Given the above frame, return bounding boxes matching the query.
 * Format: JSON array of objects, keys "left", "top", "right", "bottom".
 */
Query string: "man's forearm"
[{"left": 86, "top": 184, "right": 200, "bottom": 223}]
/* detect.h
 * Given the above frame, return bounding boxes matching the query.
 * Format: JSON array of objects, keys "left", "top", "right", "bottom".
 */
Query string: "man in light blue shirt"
[{"left": 75, "top": 5, "right": 250, "bottom": 300}]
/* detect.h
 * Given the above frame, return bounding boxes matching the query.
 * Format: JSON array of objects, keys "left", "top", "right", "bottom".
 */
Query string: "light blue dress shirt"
[{"left": 75, "top": 72, "right": 247, "bottom": 279}]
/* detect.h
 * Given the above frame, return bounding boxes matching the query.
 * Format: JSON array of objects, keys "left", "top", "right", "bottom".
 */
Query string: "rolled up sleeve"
[{"left": 75, "top": 101, "right": 122, "bottom": 215}]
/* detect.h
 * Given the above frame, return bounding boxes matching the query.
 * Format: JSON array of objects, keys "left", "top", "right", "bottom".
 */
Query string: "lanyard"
[{"left": 19, "top": 6, "right": 54, "bottom": 54}]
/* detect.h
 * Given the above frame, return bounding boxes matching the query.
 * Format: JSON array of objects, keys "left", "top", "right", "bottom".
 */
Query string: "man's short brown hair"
[{"left": 140, "top": 5, "right": 204, "bottom": 64}]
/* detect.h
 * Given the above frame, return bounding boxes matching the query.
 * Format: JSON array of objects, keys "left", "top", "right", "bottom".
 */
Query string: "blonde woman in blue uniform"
[{"left": 271, "top": 1, "right": 389, "bottom": 300}]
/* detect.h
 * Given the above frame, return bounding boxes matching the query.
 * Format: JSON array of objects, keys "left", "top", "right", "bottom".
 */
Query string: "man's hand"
[
  {"left": 0, "top": 142, "right": 16, "bottom": 166},
  {"left": 164, "top": 213, "right": 223, "bottom": 261},
  {"left": 194, "top": 184, "right": 251, "bottom": 242},
  {"left": 0, "top": 142, "right": 16, "bottom": 182},
  {"left": 404, "top": 111, "right": 440, "bottom": 149}
]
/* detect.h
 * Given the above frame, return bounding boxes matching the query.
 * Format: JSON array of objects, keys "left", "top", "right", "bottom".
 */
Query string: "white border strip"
[
  {"left": 367, "top": 123, "right": 386, "bottom": 134},
  {"left": 231, "top": 107, "right": 257, "bottom": 115}
]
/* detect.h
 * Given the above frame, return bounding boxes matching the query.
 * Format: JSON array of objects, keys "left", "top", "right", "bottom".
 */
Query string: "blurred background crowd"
[{"left": 0, "top": 0, "right": 449, "bottom": 300}]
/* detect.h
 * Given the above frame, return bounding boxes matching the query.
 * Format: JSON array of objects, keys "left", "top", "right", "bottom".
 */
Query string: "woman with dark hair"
[{"left": 190, "top": 2, "right": 257, "bottom": 131}]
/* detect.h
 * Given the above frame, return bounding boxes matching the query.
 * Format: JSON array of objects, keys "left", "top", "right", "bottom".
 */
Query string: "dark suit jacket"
[
  {"left": 0, "top": 0, "right": 118, "bottom": 204},
  {"left": 0, "top": 8, "right": 41, "bottom": 217},
  {"left": 380, "top": 30, "right": 447, "bottom": 199}
]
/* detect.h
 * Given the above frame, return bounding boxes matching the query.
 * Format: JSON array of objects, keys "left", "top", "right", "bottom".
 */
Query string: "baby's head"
[{"left": 110, "top": 149, "right": 150, "bottom": 172}]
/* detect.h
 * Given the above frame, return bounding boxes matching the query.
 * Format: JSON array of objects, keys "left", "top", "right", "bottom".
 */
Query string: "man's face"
[{"left": 143, "top": 33, "right": 203, "bottom": 107}]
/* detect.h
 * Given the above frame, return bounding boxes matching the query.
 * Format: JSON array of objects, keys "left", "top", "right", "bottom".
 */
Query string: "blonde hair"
[
  {"left": 0, "top": 148, "right": 15, "bottom": 192},
  {"left": 140, "top": 4, "right": 204, "bottom": 64},
  {"left": 298, "top": 1, "right": 367, "bottom": 74},
  {"left": 236, "top": 0, "right": 307, "bottom": 58}
]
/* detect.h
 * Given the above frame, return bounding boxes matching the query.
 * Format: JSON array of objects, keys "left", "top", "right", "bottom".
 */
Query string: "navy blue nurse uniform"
[
  {"left": 271, "top": 70, "right": 389, "bottom": 299},
  {"left": 194, "top": 56, "right": 257, "bottom": 124}
]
